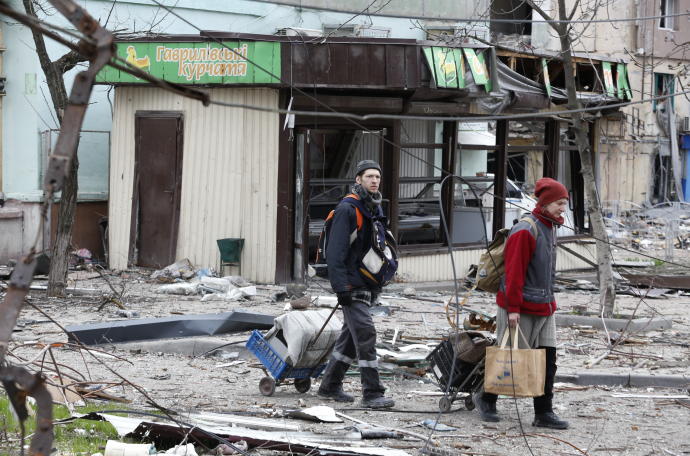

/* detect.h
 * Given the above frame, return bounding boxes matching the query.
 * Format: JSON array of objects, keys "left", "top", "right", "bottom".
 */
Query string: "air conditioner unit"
[
  {"left": 681, "top": 116, "right": 690, "bottom": 133},
  {"left": 322, "top": 24, "right": 390, "bottom": 38},
  {"left": 275, "top": 27, "right": 323, "bottom": 37}
]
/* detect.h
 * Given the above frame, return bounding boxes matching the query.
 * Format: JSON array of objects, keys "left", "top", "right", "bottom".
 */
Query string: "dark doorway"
[{"left": 130, "top": 112, "right": 184, "bottom": 268}]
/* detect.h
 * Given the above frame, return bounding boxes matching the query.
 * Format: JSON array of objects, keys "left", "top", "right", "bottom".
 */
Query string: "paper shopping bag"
[{"left": 483, "top": 327, "right": 545, "bottom": 397}]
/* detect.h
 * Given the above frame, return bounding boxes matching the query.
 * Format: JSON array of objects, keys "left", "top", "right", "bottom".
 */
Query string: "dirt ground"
[{"left": 3, "top": 258, "right": 690, "bottom": 456}]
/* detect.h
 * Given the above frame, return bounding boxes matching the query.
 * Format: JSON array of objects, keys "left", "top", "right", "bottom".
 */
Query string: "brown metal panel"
[
  {"left": 310, "top": 44, "right": 331, "bottom": 86},
  {"left": 405, "top": 46, "right": 420, "bottom": 89},
  {"left": 492, "top": 120, "right": 509, "bottom": 237},
  {"left": 349, "top": 44, "right": 369, "bottom": 86},
  {"left": 275, "top": 92, "right": 294, "bottom": 283},
  {"left": 369, "top": 44, "right": 386, "bottom": 86},
  {"left": 131, "top": 112, "right": 183, "bottom": 269},
  {"left": 385, "top": 45, "right": 405, "bottom": 88},
  {"left": 292, "top": 94, "right": 403, "bottom": 112},
  {"left": 328, "top": 44, "right": 350, "bottom": 86}
]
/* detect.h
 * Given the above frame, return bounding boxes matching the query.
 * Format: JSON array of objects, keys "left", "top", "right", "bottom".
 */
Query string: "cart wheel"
[
  {"left": 294, "top": 378, "right": 311, "bottom": 393},
  {"left": 259, "top": 377, "right": 276, "bottom": 396},
  {"left": 464, "top": 395, "right": 475, "bottom": 411},
  {"left": 438, "top": 396, "right": 452, "bottom": 413}
]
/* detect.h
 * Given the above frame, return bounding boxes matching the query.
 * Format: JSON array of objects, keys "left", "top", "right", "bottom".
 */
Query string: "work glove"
[{"left": 337, "top": 291, "right": 352, "bottom": 306}]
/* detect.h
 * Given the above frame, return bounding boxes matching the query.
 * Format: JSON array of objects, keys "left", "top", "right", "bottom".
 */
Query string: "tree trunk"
[
  {"left": 23, "top": 0, "right": 80, "bottom": 297},
  {"left": 555, "top": 1, "right": 617, "bottom": 316}
]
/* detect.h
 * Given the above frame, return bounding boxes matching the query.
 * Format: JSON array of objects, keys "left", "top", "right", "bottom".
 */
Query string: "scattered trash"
[
  {"left": 421, "top": 419, "right": 458, "bottom": 432},
  {"left": 201, "top": 286, "right": 257, "bottom": 302},
  {"left": 402, "top": 287, "right": 416, "bottom": 297},
  {"left": 151, "top": 259, "right": 196, "bottom": 283},
  {"left": 104, "top": 440, "right": 155, "bottom": 456},
  {"left": 214, "top": 441, "right": 248, "bottom": 455},
  {"left": 117, "top": 310, "right": 140, "bottom": 318},
  {"left": 313, "top": 296, "right": 338, "bottom": 308},
  {"left": 285, "top": 406, "right": 342, "bottom": 423},
  {"left": 164, "top": 443, "right": 198, "bottom": 455},
  {"left": 271, "top": 291, "right": 289, "bottom": 302},
  {"left": 157, "top": 282, "right": 199, "bottom": 296}
]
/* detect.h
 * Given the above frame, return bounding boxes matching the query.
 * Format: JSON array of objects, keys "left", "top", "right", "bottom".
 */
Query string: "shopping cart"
[{"left": 246, "top": 329, "right": 327, "bottom": 396}]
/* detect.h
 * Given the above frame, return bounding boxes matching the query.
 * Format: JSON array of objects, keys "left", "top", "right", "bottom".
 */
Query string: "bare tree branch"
[{"left": 52, "top": 49, "right": 87, "bottom": 74}]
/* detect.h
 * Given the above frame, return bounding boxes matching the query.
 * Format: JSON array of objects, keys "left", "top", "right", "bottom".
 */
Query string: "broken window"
[
  {"left": 398, "top": 120, "right": 444, "bottom": 246},
  {"left": 653, "top": 72, "right": 675, "bottom": 111},
  {"left": 575, "top": 62, "right": 601, "bottom": 92},
  {"left": 490, "top": 0, "right": 532, "bottom": 38},
  {"left": 306, "top": 129, "right": 383, "bottom": 261},
  {"left": 660, "top": 0, "right": 676, "bottom": 29}
]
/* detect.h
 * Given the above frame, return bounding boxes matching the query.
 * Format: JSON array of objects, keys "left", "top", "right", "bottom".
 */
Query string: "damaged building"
[{"left": 98, "top": 33, "right": 630, "bottom": 282}]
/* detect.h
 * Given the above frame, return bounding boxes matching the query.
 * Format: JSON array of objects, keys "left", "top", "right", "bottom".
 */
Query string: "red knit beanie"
[{"left": 535, "top": 177, "right": 569, "bottom": 207}]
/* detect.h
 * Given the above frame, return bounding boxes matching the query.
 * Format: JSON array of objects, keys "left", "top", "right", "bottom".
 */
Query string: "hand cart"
[{"left": 246, "top": 329, "right": 327, "bottom": 397}]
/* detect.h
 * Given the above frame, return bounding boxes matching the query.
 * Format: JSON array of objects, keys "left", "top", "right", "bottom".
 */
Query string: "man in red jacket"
[{"left": 474, "top": 177, "right": 569, "bottom": 430}]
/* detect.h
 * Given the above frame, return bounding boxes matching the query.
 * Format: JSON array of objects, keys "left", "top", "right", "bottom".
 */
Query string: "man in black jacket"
[{"left": 317, "top": 160, "right": 395, "bottom": 409}]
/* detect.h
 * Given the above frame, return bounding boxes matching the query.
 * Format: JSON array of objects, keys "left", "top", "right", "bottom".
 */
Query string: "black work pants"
[{"left": 319, "top": 290, "right": 385, "bottom": 400}]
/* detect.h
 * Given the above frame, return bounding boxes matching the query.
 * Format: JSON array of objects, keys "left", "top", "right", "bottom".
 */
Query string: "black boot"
[
  {"left": 533, "top": 347, "right": 569, "bottom": 430},
  {"left": 533, "top": 411, "right": 569, "bottom": 429},
  {"left": 473, "top": 391, "right": 499, "bottom": 422},
  {"left": 318, "top": 360, "right": 354, "bottom": 402}
]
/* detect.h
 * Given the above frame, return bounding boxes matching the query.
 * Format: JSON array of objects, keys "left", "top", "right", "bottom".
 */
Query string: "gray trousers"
[{"left": 319, "top": 290, "right": 385, "bottom": 399}]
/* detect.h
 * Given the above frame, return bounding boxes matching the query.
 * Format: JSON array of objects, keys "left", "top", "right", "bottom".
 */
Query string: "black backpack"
[{"left": 316, "top": 194, "right": 399, "bottom": 287}]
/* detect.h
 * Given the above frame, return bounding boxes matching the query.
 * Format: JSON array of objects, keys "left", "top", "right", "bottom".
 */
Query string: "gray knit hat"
[{"left": 355, "top": 160, "right": 381, "bottom": 177}]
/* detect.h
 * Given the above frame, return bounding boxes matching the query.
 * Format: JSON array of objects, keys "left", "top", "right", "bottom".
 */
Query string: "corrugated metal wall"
[
  {"left": 109, "top": 87, "right": 279, "bottom": 283},
  {"left": 400, "top": 119, "right": 437, "bottom": 198},
  {"left": 397, "top": 241, "right": 596, "bottom": 282}
]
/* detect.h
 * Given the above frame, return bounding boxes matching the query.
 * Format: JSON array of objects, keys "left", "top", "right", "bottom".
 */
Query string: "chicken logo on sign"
[{"left": 126, "top": 46, "right": 151, "bottom": 70}]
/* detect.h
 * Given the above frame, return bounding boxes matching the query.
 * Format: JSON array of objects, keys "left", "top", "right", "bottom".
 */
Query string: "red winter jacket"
[{"left": 496, "top": 209, "right": 558, "bottom": 316}]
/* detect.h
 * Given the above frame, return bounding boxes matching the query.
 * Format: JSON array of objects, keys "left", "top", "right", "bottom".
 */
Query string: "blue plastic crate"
[{"left": 246, "top": 330, "right": 325, "bottom": 381}]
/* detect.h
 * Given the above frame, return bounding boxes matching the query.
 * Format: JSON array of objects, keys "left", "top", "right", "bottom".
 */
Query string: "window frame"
[{"left": 659, "top": 0, "right": 676, "bottom": 30}]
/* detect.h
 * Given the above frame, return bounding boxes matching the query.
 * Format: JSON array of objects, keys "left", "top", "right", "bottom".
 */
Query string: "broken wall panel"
[
  {"left": 108, "top": 87, "right": 279, "bottom": 282},
  {"left": 66, "top": 311, "right": 275, "bottom": 345}
]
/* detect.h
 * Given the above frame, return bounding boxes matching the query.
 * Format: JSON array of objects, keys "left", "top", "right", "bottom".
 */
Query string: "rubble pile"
[{"left": 0, "top": 259, "right": 688, "bottom": 456}]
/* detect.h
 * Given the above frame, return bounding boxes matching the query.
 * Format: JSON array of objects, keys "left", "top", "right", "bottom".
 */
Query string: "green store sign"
[
  {"left": 97, "top": 41, "right": 281, "bottom": 84},
  {"left": 422, "top": 46, "right": 491, "bottom": 91}
]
